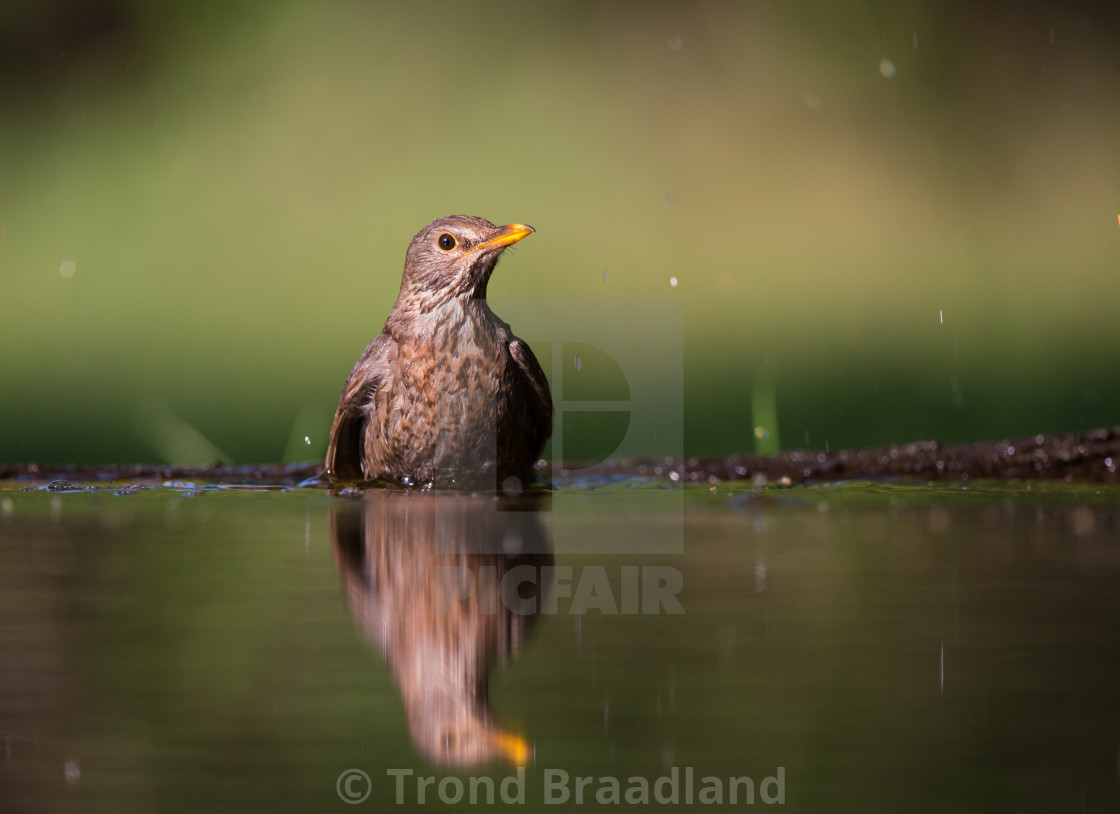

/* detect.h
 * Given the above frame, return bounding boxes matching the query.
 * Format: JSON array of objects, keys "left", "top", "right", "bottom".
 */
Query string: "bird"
[
  {"left": 325, "top": 215, "right": 553, "bottom": 489},
  {"left": 330, "top": 491, "right": 553, "bottom": 766}
]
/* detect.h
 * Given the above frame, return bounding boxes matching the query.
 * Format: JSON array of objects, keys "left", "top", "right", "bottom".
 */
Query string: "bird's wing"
[
  {"left": 325, "top": 332, "right": 394, "bottom": 481},
  {"left": 509, "top": 338, "right": 554, "bottom": 460}
]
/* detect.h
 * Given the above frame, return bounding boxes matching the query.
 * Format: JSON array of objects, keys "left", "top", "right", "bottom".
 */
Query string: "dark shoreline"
[{"left": 2, "top": 427, "right": 1117, "bottom": 487}]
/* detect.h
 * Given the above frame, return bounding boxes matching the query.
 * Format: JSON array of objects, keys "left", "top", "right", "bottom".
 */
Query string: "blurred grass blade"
[
  {"left": 135, "top": 398, "right": 231, "bottom": 465},
  {"left": 281, "top": 402, "right": 330, "bottom": 464}
]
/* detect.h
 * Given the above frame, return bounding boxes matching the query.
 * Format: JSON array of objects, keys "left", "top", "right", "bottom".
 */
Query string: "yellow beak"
[
  {"left": 471, "top": 224, "right": 535, "bottom": 254},
  {"left": 493, "top": 730, "right": 532, "bottom": 766}
]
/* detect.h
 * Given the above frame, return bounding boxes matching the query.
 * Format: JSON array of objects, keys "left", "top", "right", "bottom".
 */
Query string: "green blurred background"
[{"left": 2, "top": 0, "right": 1118, "bottom": 466}]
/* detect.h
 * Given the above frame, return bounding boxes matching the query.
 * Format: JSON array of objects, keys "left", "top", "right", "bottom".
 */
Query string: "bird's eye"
[{"left": 437, "top": 233, "right": 457, "bottom": 252}]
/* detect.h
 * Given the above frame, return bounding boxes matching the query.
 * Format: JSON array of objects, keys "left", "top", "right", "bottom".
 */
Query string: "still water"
[{"left": 2, "top": 479, "right": 1119, "bottom": 812}]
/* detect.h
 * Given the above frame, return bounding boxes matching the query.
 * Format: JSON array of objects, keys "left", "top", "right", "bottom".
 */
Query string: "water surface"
[{"left": 2, "top": 480, "right": 1118, "bottom": 812}]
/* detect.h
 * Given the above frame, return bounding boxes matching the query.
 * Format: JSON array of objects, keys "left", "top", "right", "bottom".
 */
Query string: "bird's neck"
[{"left": 386, "top": 297, "right": 500, "bottom": 345}]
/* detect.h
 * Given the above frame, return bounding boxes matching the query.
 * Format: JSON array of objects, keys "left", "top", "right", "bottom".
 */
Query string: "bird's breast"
[{"left": 368, "top": 306, "right": 514, "bottom": 483}]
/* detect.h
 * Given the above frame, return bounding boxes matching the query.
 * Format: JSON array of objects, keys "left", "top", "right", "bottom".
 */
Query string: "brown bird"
[
  {"left": 325, "top": 215, "right": 553, "bottom": 489},
  {"left": 330, "top": 492, "right": 552, "bottom": 766}
]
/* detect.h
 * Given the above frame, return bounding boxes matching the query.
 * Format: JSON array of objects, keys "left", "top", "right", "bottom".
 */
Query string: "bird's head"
[
  {"left": 396, "top": 215, "right": 534, "bottom": 311},
  {"left": 409, "top": 703, "right": 532, "bottom": 768}
]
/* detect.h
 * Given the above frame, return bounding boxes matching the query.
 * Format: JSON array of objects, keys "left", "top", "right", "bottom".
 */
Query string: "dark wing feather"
[
  {"left": 325, "top": 333, "right": 394, "bottom": 482},
  {"left": 509, "top": 338, "right": 553, "bottom": 460}
]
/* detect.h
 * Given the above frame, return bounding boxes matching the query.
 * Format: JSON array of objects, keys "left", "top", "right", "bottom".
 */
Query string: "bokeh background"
[{"left": 2, "top": 0, "right": 1118, "bottom": 466}]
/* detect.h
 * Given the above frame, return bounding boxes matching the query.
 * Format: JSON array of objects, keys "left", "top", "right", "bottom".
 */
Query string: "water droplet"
[
  {"left": 668, "top": 470, "right": 680, "bottom": 482},
  {"left": 752, "top": 564, "right": 768, "bottom": 596},
  {"left": 304, "top": 436, "right": 310, "bottom": 445},
  {"left": 912, "top": 31, "right": 918, "bottom": 49},
  {"left": 662, "top": 189, "right": 676, "bottom": 206},
  {"left": 602, "top": 268, "right": 608, "bottom": 283},
  {"left": 939, "top": 309, "right": 943, "bottom": 324},
  {"left": 669, "top": 276, "right": 678, "bottom": 288},
  {"left": 574, "top": 355, "right": 581, "bottom": 372},
  {"left": 667, "top": 35, "right": 683, "bottom": 51},
  {"left": 879, "top": 58, "right": 896, "bottom": 79},
  {"left": 59, "top": 259, "right": 77, "bottom": 279},
  {"left": 46, "top": 479, "right": 81, "bottom": 492},
  {"left": 64, "top": 757, "right": 81, "bottom": 785},
  {"left": 804, "top": 93, "right": 822, "bottom": 110},
  {"left": 753, "top": 425, "right": 769, "bottom": 440}
]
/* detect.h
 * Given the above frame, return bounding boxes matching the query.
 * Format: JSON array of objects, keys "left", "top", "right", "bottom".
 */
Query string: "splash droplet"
[
  {"left": 879, "top": 59, "right": 896, "bottom": 79},
  {"left": 669, "top": 276, "right": 678, "bottom": 288},
  {"left": 574, "top": 355, "right": 581, "bottom": 372},
  {"left": 59, "top": 260, "right": 76, "bottom": 279},
  {"left": 304, "top": 436, "right": 310, "bottom": 445}
]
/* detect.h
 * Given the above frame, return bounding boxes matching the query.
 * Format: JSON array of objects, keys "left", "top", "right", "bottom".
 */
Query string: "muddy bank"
[
  {"left": 2, "top": 427, "right": 1117, "bottom": 487},
  {"left": 572, "top": 426, "right": 1120, "bottom": 485}
]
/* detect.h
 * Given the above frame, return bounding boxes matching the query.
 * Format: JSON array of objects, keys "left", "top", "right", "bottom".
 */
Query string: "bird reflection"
[{"left": 330, "top": 491, "right": 552, "bottom": 767}]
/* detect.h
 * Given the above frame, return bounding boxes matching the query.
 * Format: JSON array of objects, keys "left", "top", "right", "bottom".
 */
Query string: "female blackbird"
[
  {"left": 325, "top": 215, "right": 553, "bottom": 489},
  {"left": 330, "top": 491, "right": 550, "bottom": 766}
]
